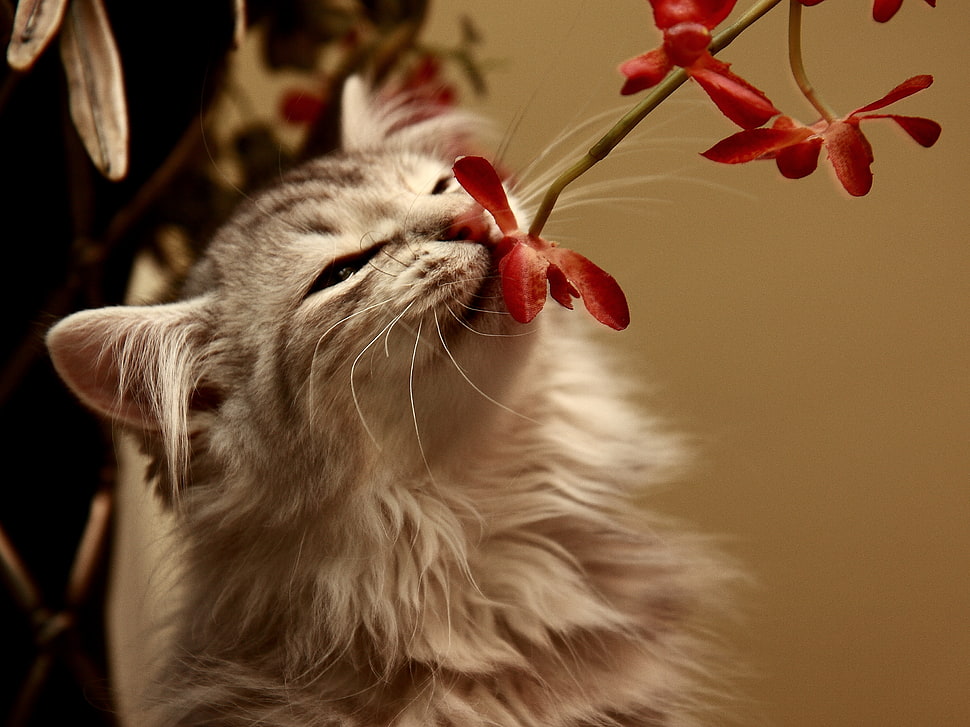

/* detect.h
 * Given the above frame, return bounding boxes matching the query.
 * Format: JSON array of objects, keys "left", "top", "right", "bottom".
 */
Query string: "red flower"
[
  {"left": 380, "top": 54, "right": 458, "bottom": 110},
  {"left": 799, "top": 0, "right": 936, "bottom": 23},
  {"left": 620, "top": 0, "right": 779, "bottom": 129},
  {"left": 280, "top": 89, "right": 325, "bottom": 126},
  {"left": 452, "top": 156, "right": 630, "bottom": 330},
  {"left": 871, "top": 0, "right": 936, "bottom": 22},
  {"left": 701, "top": 75, "right": 941, "bottom": 196}
]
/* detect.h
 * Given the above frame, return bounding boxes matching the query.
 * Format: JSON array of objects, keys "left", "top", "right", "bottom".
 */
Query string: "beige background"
[{"left": 418, "top": 2, "right": 968, "bottom": 726}]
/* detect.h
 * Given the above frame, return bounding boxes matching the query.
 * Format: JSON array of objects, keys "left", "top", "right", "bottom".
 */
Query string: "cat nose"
[{"left": 443, "top": 208, "right": 495, "bottom": 246}]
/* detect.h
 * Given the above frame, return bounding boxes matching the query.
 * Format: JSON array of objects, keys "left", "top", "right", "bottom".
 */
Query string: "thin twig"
[
  {"left": 0, "top": 524, "right": 42, "bottom": 615},
  {"left": 8, "top": 651, "right": 56, "bottom": 727},
  {"left": 66, "top": 485, "right": 113, "bottom": 607},
  {"left": 787, "top": 0, "right": 837, "bottom": 121}
]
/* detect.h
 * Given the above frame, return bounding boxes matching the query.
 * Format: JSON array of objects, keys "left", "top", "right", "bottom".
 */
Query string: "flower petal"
[
  {"left": 280, "top": 90, "right": 325, "bottom": 125},
  {"left": 651, "top": 0, "right": 737, "bottom": 30},
  {"left": 823, "top": 121, "right": 874, "bottom": 197},
  {"left": 619, "top": 48, "right": 672, "bottom": 95},
  {"left": 872, "top": 0, "right": 904, "bottom": 22},
  {"left": 546, "top": 264, "right": 579, "bottom": 310},
  {"left": 546, "top": 248, "right": 630, "bottom": 331},
  {"left": 860, "top": 114, "right": 942, "bottom": 147},
  {"left": 688, "top": 57, "right": 780, "bottom": 129},
  {"left": 663, "top": 22, "right": 711, "bottom": 68},
  {"left": 701, "top": 124, "right": 815, "bottom": 164},
  {"left": 850, "top": 75, "right": 933, "bottom": 115},
  {"left": 775, "top": 137, "right": 823, "bottom": 179},
  {"left": 873, "top": 0, "right": 939, "bottom": 22},
  {"left": 498, "top": 241, "right": 549, "bottom": 324},
  {"left": 452, "top": 156, "right": 519, "bottom": 235}
]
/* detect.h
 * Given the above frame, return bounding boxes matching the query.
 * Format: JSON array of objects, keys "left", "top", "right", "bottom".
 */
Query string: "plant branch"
[
  {"left": 787, "top": 0, "right": 837, "bottom": 121},
  {"left": 528, "top": 0, "right": 786, "bottom": 237}
]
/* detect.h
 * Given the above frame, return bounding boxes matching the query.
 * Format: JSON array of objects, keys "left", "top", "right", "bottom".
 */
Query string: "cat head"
[{"left": 46, "top": 77, "right": 536, "bottom": 504}]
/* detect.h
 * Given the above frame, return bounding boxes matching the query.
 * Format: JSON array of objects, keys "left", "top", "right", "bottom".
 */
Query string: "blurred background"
[
  {"left": 2, "top": 1, "right": 966, "bottom": 726},
  {"left": 423, "top": 2, "right": 967, "bottom": 726}
]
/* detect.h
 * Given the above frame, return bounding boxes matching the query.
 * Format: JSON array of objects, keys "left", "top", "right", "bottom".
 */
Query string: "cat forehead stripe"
[
  {"left": 247, "top": 196, "right": 339, "bottom": 236},
  {"left": 282, "top": 158, "right": 367, "bottom": 188}
]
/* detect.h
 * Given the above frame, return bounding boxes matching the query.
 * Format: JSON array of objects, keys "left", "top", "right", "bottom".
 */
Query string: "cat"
[{"left": 46, "top": 77, "right": 732, "bottom": 727}]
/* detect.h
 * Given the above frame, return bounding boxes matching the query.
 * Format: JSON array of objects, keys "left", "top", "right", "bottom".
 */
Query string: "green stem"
[
  {"left": 528, "top": 0, "right": 786, "bottom": 238},
  {"left": 787, "top": 0, "right": 838, "bottom": 122}
]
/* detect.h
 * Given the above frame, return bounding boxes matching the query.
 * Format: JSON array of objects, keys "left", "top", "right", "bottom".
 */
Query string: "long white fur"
[{"left": 46, "top": 78, "right": 735, "bottom": 727}]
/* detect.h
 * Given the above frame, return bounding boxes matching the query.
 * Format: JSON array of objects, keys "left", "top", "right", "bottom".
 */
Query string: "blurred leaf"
[
  {"left": 453, "top": 48, "right": 487, "bottom": 96},
  {"left": 234, "top": 125, "right": 294, "bottom": 191},
  {"left": 7, "top": 0, "right": 68, "bottom": 70},
  {"left": 361, "top": 0, "right": 429, "bottom": 27},
  {"left": 261, "top": 1, "right": 359, "bottom": 71},
  {"left": 59, "top": 0, "right": 129, "bottom": 180},
  {"left": 459, "top": 14, "right": 480, "bottom": 45}
]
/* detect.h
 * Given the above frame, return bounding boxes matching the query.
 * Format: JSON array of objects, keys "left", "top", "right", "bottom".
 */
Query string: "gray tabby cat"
[{"left": 46, "top": 78, "right": 730, "bottom": 726}]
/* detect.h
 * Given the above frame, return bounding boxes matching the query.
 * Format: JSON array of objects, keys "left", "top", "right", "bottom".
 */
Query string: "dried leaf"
[
  {"left": 59, "top": 0, "right": 129, "bottom": 180},
  {"left": 6, "top": 0, "right": 69, "bottom": 70}
]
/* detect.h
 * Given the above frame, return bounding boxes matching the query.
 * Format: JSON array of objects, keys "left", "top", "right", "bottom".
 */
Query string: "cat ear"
[
  {"left": 339, "top": 76, "right": 375, "bottom": 152},
  {"left": 339, "top": 75, "right": 481, "bottom": 158},
  {"left": 46, "top": 297, "right": 214, "bottom": 432}
]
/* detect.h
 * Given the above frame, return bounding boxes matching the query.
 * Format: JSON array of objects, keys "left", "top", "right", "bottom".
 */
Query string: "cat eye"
[
  {"left": 430, "top": 175, "right": 456, "bottom": 195},
  {"left": 304, "top": 247, "right": 381, "bottom": 298}
]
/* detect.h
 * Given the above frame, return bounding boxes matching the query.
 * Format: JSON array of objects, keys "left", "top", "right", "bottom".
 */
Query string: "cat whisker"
[
  {"left": 200, "top": 114, "right": 257, "bottom": 210},
  {"left": 370, "top": 242, "right": 413, "bottom": 276},
  {"left": 510, "top": 111, "right": 630, "bottom": 198},
  {"left": 513, "top": 99, "right": 706, "bottom": 179},
  {"left": 382, "top": 298, "right": 418, "bottom": 358},
  {"left": 407, "top": 317, "right": 436, "bottom": 482},
  {"left": 303, "top": 294, "right": 398, "bottom": 409},
  {"left": 432, "top": 272, "right": 494, "bottom": 288},
  {"left": 349, "top": 300, "right": 416, "bottom": 448},
  {"left": 444, "top": 302, "right": 533, "bottom": 339},
  {"left": 345, "top": 233, "right": 403, "bottom": 280},
  {"left": 317, "top": 294, "right": 399, "bottom": 343},
  {"left": 433, "top": 311, "right": 537, "bottom": 423},
  {"left": 510, "top": 110, "right": 720, "bottom": 212}
]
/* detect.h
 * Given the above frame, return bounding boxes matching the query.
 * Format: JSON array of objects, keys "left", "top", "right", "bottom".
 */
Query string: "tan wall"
[{"left": 422, "top": 2, "right": 969, "bottom": 725}]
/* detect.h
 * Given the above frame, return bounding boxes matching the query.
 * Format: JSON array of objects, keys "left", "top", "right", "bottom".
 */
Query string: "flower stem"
[
  {"left": 528, "top": 0, "right": 786, "bottom": 238},
  {"left": 787, "top": 0, "right": 837, "bottom": 122},
  {"left": 526, "top": 68, "right": 687, "bottom": 238}
]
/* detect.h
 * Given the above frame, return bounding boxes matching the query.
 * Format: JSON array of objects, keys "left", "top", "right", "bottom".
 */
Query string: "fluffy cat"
[{"left": 46, "top": 78, "right": 731, "bottom": 727}]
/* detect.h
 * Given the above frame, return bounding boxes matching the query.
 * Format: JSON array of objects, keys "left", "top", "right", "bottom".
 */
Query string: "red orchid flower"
[
  {"left": 871, "top": 0, "right": 937, "bottom": 22},
  {"left": 701, "top": 75, "right": 941, "bottom": 196},
  {"left": 619, "top": 0, "right": 779, "bottom": 129},
  {"left": 280, "top": 89, "right": 326, "bottom": 126},
  {"left": 798, "top": 0, "right": 936, "bottom": 23},
  {"left": 452, "top": 156, "right": 630, "bottom": 330}
]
